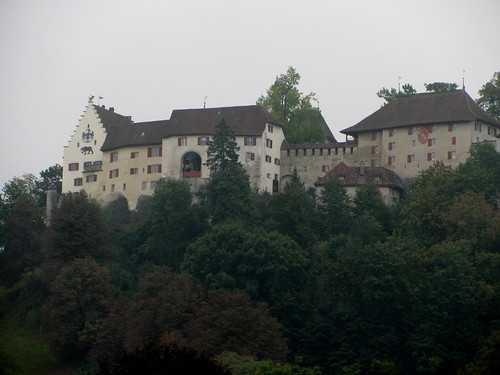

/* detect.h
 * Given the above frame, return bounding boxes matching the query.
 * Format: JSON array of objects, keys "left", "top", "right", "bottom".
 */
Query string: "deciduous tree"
[
  {"left": 424, "top": 82, "right": 459, "bottom": 93},
  {"left": 477, "top": 72, "right": 500, "bottom": 120},
  {"left": 376, "top": 83, "right": 416, "bottom": 103}
]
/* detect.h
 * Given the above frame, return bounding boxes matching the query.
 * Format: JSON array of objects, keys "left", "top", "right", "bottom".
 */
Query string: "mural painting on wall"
[
  {"left": 82, "top": 129, "right": 94, "bottom": 143},
  {"left": 81, "top": 146, "right": 94, "bottom": 155},
  {"left": 417, "top": 126, "right": 433, "bottom": 144}
]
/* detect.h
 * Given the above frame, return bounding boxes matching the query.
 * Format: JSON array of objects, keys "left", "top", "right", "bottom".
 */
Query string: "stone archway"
[{"left": 182, "top": 151, "right": 201, "bottom": 177}]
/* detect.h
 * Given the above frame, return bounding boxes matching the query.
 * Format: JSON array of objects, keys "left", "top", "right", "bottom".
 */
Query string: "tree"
[
  {"left": 181, "top": 223, "right": 311, "bottom": 327},
  {"left": 41, "top": 257, "right": 111, "bottom": 363},
  {"left": 205, "top": 119, "right": 241, "bottom": 173},
  {"left": 353, "top": 185, "right": 392, "bottom": 235},
  {"left": 42, "top": 191, "right": 112, "bottom": 283},
  {"left": 34, "top": 164, "right": 62, "bottom": 207},
  {"left": 257, "top": 66, "right": 326, "bottom": 143},
  {"left": 125, "top": 267, "right": 205, "bottom": 348},
  {"left": 205, "top": 164, "right": 255, "bottom": 225},
  {"left": 477, "top": 72, "right": 500, "bottom": 120},
  {"left": 142, "top": 179, "right": 206, "bottom": 270},
  {"left": 317, "top": 179, "right": 353, "bottom": 237},
  {"left": 376, "top": 83, "right": 416, "bottom": 103},
  {"left": 268, "top": 170, "right": 317, "bottom": 248},
  {"left": 0, "top": 195, "right": 44, "bottom": 286},
  {"left": 1, "top": 174, "right": 38, "bottom": 205},
  {"left": 96, "top": 343, "right": 231, "bottom": 375},
  {"left": 181, "top": 289, "right": 288, "bottom": 361},
  {"left": 424, "top": 82, "right": 459, "bottom": 93}
]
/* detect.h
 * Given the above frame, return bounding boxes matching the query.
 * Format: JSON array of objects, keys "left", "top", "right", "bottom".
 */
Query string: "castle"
[{"left": 62, "top": 90, "right": 499, "bottom": 209}]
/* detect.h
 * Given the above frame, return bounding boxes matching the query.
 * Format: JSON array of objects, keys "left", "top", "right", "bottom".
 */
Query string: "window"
[
  {"left": 265, "top": 155, "right": 272, "bottom": 163},
  {"left": 428, "top": 138, "right": 436, "bottom": 146},
  {"left": 475, "top": 122, "right": 482, "bottom": 132},
  {"left": 408, "top": 127, "right": 413, "bottom": 135},
  {"left": 388, "top": 141, "right": 396, "bottom": 150},
  {"left": 130, "top": 168, "right": 139, "bottom": 175},
  {"left": 452, "top": 136, "right": 457, "bottom": 145},
  {"left": 274, "top": 158, "right": 280, "bottom": 165},
  {"left": 102, "top": 185, "right": 106, "bottom": 192},
  {"left": 68, "top": 163, "right": 79, "bottom": 171},
  {"left": 411, "top": 140, "right": 416, "bottom": 147},
  {"left": 74, "top": 178, "right": 83, "bottom": 186},
  {"left": 448, "top": 124, "right": 456, "bottom": 132},
  {"left": 431, "top": 125, "right": 436, "bottom": 133},
  {"left": 427, "top": 152, "right": 436, "bottom": 161},
  {"left": 266, "top": 139, "right": 273, "bottom": 148},
  {"left": 448, "top": 151, "right": 456, "bottom": 159},
  {"left": 178, "top": 137, "right": 187, "bottom": 146},
  {"left": 407, "top": 154, "right": 416, "bottom": 163},
  {"left": 109, "top": 169, "right": 119, "bottom": 178},
  {"left": 151, "top": 181, "right": 158, "bottom": 190},
  {"left": 371, "top": 132, "right": 377, "bottom": 140},
  {"left": 141, "top": 181, "right": 147, "bottom": 190},
  {"left": 110, "top": 151, "right": 118, "bottom": 162},
  {"left": 147, "top": 164, "right": 162, "bottom": 174},
  {"left": 268, "top": 124, "right": 274, "bottom": 133},
  {"left": 123, "top": 183, "right": 126, "bottom": 191},
  {"left": 371, "top": 145, "right": 380, "bottom": 154},
  {"left": 389, "top": 128, "right": 396, "bottom": 137},
  {"left": 197, "top": 136, "right": 210, "bottom": 145},
  {"left": 131, "top": 152, "right": 139, "bottom": 159},
  {"left": 147, "top": 146, "right": 162, "bottom": 157},
  {"left": 388, "top": 156, "right": 396, "bottom": 165},
  {"left": 111, "top": 184, "right": 115, "bottom": 192},
  {"left": 86, "top": 174, "right": 97, "bottom": 182},
  {"left": 322, "top": 165, "right": 330, "bottom": 172},
  {"left": 244, "top": 137, "right": 257, "bottom": 146},
  {"left": 245, "top": 152, "right": 255, "bottom": 161}
]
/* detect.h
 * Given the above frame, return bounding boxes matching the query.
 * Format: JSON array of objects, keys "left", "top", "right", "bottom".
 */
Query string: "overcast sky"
[{"left": 1, "top": 0, "right": 499, "bottom": 189}]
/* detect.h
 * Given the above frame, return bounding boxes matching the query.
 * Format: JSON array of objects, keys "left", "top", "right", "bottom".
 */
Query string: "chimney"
[{"left": 109, "top": 107, "right": 115, "bottom": 112}]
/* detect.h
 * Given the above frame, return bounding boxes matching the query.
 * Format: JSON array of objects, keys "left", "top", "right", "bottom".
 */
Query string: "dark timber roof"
[
  {"left": 94, "top": 105, "right": 281, "bottom": 151},
  {"left": 165, "top": 105, "right": 282, "bottom": 136},
  {"left": 341, "top": 90, "right": 500, "bottom": 135},
  {"left": 315, "top": 162, "right": 404, "bottom": 190}
]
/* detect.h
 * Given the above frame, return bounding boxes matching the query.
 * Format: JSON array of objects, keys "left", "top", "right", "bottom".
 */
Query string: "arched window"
[{"left": 182, "top": 152, "right": 201, "bottom": 177}]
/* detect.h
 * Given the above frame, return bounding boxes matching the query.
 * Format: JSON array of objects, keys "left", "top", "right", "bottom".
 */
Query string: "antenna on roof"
[
  {"left": 204, "top": 96, "right": 208, "bottom": 109},
  {"left": 462, "top": 70, "right": 466, "bottom": 91}
]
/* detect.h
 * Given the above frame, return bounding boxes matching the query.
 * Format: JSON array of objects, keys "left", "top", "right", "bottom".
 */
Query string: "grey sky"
[{"left": 1, "top": 0, "right": 499, "bottom": 189}]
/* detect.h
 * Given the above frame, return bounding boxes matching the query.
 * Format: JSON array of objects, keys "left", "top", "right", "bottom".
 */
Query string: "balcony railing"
[
  {"left": 83, "top": 161, "right": 103, "bottom": 172},
  {"left": 182, "top": 171, "right": 201, "bottom": 178}
]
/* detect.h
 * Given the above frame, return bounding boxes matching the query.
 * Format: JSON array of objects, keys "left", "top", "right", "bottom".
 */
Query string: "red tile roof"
[{"left": 315, "top": 161, "right": 404, "bottom": 190}]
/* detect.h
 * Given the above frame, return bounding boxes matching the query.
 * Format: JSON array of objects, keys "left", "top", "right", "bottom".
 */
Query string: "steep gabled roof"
[
  {"left": 315, "top": 161, "right": 404, "bottom": 190},
  {"left": 101, "top": 120, "right": 167, "bottom": 151},
  {"left": 164, "top": 105, "right": 282, "bottom": 136},
  {"left": 341, "top": 90, "right": 500, "bottom": 135}
]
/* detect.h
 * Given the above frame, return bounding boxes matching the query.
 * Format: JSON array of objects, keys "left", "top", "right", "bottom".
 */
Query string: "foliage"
[
  {"left": 0, "top": 315, "right": 56, "bottom": 375},
  {"left": 102, "top": 195, "right": 130, "bottom": 225},
  {"left": 142, "top": 179, "right": 206, "bottom": 270},
  {"left": 1, "top": 173, "right": 38, "bottom": 205},
  {"left": 34, "top": 164, "right": 63, "bottom": 207},
  {"left": 317, "top": 179, "right": 353, "bottom": 237},
  {"left": 477, "top": 71, "right": 500, "bottom": 120},
  {"left": 0, "top": 194, "right": 44, "bottom": 286},
  {"left": 353, "top": 185, "right": 392, "bottom": 236},
  {"left": 257, "top": 66, "right": 326, "bottom": 143},
  {"left": 41, "top": 257, "right": 112, "bottom": 363},
  {"left": 205, "top": 119, "right": 241, "bottom": 173},
  {"left": 376, "top": 84, "right": 416, "bottom": 103},
  {"left": 181, "top": 289, "right": 288, "bottom": 361},
  {"left": 125, "top": 267, "right": 205, "bottom": 348},
  {"left": 205, "top": 164, "right": 255, "bottom": 225},
  {"left": 96, "top": 343, "right": 231, "bottom": 375},
  {"left": 42, "top": 191, "right": 112, "bottom": 283},
  {"left": 268, "top": 170, "right": 317, "bottom": 248},
  {"left": 424, "top": 82, "right": 459, "bottom": 93}
]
